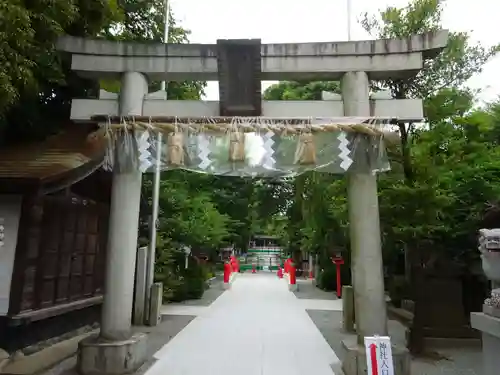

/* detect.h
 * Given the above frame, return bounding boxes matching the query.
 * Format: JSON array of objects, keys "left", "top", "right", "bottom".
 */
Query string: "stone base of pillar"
[
  {"left": 471, "top": 311, "right": 500, "bottom": 375},
  {"left": 288, "top": 283, "right": 298, "bottom": 292},
  {"left": 342, "top": 286, "right": 355, "bottom": 333},
  {"left": 341, "top": 337, "right": 410, "bottom": 375},
  {"left": 77, "top": 333, "right": 148, "bottom": 375}
]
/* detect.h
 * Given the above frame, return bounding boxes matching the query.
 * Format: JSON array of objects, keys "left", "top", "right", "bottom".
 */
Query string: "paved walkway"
[{"left": 149, "top": 273, "right": 342, "bottom": 375}]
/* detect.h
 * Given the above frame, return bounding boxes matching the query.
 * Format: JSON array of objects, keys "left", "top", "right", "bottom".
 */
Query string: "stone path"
[
  {"left": 41, "top": 274, "right": 481, "bottom": 375},
  {"left": 148, "top": 273, "right": 342, "bottom": 375}
]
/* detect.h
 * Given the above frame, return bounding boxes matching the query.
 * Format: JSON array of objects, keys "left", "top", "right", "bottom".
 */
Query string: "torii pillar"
[
  {"left": 341, "top": 72, "right": 410, "bottom": 374},
  {"left": 78, "top": 72, "right": 149, "bottom": 375}
]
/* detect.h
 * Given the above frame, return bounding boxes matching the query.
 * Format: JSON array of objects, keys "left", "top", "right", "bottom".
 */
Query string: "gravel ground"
[
  {"left": 293, "top": 279, "right": 338, "bottom": 300},
  {"left": 306, "top": 305, "right": 482, "bottom": 374},
  {"left": 40, "top": 315, "right": 195, "bottom": 375},
  {"left": 293, "top": 281, "right": 482, "bottom": 374}
]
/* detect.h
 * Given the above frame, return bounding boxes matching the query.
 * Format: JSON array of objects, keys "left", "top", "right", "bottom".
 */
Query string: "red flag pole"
[{"left": 370, "top": 343, "right": 379, "bottom": 375}]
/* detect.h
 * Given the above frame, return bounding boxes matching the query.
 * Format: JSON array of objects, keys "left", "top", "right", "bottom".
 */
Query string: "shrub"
[
  {"left": 154, "top": 238, "right": 209, "bottom": 302},
  {"left": 317, "top": 265, "right": 337, "bottom": 291},
  {"left": 170, "top": 258, "right": 206, "bottom": 301}
]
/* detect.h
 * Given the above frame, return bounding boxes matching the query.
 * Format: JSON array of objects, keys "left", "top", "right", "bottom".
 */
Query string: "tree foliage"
[
  {"left": 264, "top": 81, "right": 340, "bottom": 100},
  {"left": 0, "top": 0, "right": 118, "bottom": 116},
  {"left": 0, "top": 0, "right": 122, "bottom": 144},
  {"left": 0, "top": 0, "right": 204, "bottom": 145},
  {"left": 361, "top": 0, "right": 500, "bottom": 182},
  {"left": 263, "top": 0, "right": 500, "bottom": 278},
  {"left": 360, "top": 0, "right": 500, "bottom": 100}
]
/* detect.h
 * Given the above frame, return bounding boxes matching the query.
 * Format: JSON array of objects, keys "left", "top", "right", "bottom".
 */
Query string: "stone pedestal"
[
  {"left": 147, "top": 282, "right": 163, "bottom": 327},
  {"left": 483, "top": 304, "right": 500, "bottom": 318},
  {"left": 471, "top": 311, "right": 500, "bottom": 375},
  {"left": 341, "top": 337, "right": 410, "bottom": 375},
  {"left": 77, "top": 333, "right": 147, "bottom": 375},
  {"left": 288, "top": 283, "right": 297, "bottom": 292},
  {"left": 133, "top": 246, "right": 147, "bottom": 325},
  {"left": 342, "top": 285, "right": 355, "bottom": 333},
  {"left": 222, "top": 273, "right": 238, "bottom": 290}
]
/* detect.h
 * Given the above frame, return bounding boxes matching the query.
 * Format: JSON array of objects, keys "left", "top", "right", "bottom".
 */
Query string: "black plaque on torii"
[{"left": 216, "top": 39, "right": 262, "bottom": 117}]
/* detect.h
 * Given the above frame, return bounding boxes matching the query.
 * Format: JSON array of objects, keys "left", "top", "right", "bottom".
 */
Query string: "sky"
[{"left": 169, "top": 0, "right": 500, "bottom": 104}]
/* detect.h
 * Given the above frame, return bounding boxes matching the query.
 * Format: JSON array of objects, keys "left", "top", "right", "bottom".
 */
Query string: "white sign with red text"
[{"left": 364, "top": 336, "right": 395, "bottom": 375}]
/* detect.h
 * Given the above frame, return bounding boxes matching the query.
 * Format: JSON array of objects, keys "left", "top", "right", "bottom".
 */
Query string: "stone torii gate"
[{"left": 57, "top": 31, "right": 448, "bottom": 375}]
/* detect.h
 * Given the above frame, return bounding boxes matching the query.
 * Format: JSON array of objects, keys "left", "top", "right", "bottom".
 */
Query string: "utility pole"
[
  {"left": 145, "top": 0, "right": 169, "bottom": 324},
  {"left": 347, "top": 0, "right": 352, "bottom": 41},
  {"left": 160, "top": 0, "right": 169, "bottom": 91}
]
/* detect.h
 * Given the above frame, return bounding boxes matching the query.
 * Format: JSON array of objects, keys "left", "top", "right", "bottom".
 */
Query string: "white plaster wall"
[{"left": 0, "top": 195, "right": 22, "bottom": 316}]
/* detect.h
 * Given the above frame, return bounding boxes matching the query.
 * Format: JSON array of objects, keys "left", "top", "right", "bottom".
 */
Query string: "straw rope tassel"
[
  {"left": 228, "top": 129, "right": 246, "bottom": 163},
  {"left": 294, "top": 132, "right": 317, "bottom": 165},
  {"left": 167, "top": 128, "right": 185, "bottom": 166},
  {"left": 89, "top": 120, "right": 393, "bottom": 139}
]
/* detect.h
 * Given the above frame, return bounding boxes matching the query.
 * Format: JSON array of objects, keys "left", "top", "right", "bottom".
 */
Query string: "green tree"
[
  {"left": 209, "top": 177, "right": 258, "bottom": 252},
  {"left": 0, "top": 0, "right": 118, "bottom": 115},
  {"left": 0, "top": 0, "right": 121, "bottom": 144},
  {"left": 264, "top": 81, "right": 340, "bottom": 100},
  {"left": 360, "top": 0, "right": 500, "bottom": 181},
  {"left": 253, "top": 178, "right": 293, "bottom": 232},
  {"left": 142, "top": 171, "right": 230, "bottom": 251},
  {"left": 0, "top": 0, "right": 205, "bottom": 146}
]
